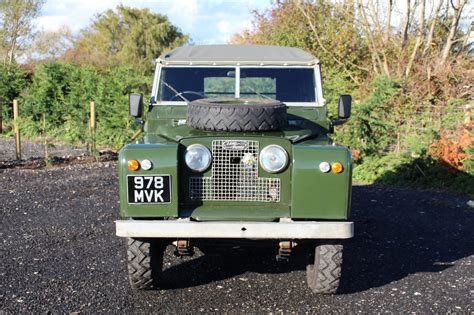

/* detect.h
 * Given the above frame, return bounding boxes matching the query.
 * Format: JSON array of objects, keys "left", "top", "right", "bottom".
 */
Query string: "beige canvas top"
[{"left": 158, "top": 44, "right": 318, "bottom": 66}]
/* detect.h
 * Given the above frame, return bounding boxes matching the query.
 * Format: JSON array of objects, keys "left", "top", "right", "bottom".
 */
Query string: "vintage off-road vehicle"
[{"left": 116, "top": 45, "right": 353, "bottom": 294}]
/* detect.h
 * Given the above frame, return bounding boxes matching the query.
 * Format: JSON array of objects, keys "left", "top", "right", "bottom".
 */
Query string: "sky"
[
  {"left": 33, "top": 0, "right": 474, "bottom": 45},
  {"left": 34, "top": 0, "right": 273, "bottom": 44}
]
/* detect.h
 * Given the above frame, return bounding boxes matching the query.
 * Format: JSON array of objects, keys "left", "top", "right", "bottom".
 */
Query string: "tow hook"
[
  {"left": 173, "top": 239, "right": 195, "bottom": 257},
  {"left": 276, "top": 241, "right": 296, "bottom": 261}
]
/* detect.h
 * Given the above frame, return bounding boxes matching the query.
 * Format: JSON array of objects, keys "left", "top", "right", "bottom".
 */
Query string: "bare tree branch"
[
  {"left": 400, "top": 0, "right": 412, "bottom": 49},
  {"left": 422, "top": 0, "right": 444, "bottom": 57},
  {"left": 405, "top": 0, "right": 426, "bottom": 78},
  {"left": 295, "top": 2, "right": 369, "bottom": 83},
  {"left": 357, "top": 0, "right": 391, "bottom": 77},
  {"left": 438, "top": 0, "right": 468, "bottom": 68},
  {"left": 384, "top": 0, "right": 393, "bottom": 44}
]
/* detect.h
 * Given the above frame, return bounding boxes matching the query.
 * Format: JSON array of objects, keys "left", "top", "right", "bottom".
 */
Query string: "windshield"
[{"left": 157, "top": 67, "right": 316, "bottom": 103}]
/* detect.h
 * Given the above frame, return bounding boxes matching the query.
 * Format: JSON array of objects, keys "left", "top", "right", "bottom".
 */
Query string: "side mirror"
[
  {"left": 129, "top": 93, "right": 143, "bottom": 118},
  {"left": 330, "top": 95, "right": 352, "bottom": 132},
  {"left": 338, "top": 95, "right": 351, "bottom": 119}
]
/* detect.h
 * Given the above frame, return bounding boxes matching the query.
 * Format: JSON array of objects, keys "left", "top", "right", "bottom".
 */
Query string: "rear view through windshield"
[{"left": 158, "top": 67, "right": 315, "bottom": 103}]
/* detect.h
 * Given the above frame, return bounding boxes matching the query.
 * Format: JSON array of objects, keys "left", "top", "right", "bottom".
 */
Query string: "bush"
[
  {"left": 463, "top": 146, "right": 474, "bottom": 176},
  {"left": 18, "top": 62, "right": 151, "bottom": 148},
  {"left": 334, "top": 76, "right": 401, "bottom": 156},
  {"left": 354, "top": 153, "right": 474, "bottom": 197},
  {"left": 0, "top": 64, "right": 27, "bottom": 131},
  {"left": 353, "top": 154, "right": 414, "bottom": 183}
]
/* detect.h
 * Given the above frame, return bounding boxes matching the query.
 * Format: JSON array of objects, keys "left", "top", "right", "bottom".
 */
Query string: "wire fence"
[
  {"left": 0, "top": 101, "right": 470, "bottom": 162},
  {"left": 0, "top": 100, "right": 97, "bottom": 162},
  {"left": 0, "top": 138, "right": 88, "bottom": 162},
  {"left": 388, "top": 105, "right": 470, "bottom": 155}
]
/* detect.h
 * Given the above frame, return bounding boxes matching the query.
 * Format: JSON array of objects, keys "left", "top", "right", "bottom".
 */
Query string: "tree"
[
  {"left": 438, "top": 0, "right": 468, "bottom": 69},
  {"left": 230, "top": 0, "right": 368, "bottom": 107},
  {"left": 405, "top": 0, "right": 426, "bottom": 78},
  {"left": 232, "top": 1, "right": 368, "bottom": 81},
  {"left": 0, "top": 0, "right": 44, "bottom": 65},
  {"left": 69, "top": 5, "right": 188, "bottom": 73},
  {"left": 24, "top": 26, "right": 74, "bottom": 62}
]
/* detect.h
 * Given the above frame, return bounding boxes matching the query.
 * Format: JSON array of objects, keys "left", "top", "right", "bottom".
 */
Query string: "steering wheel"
[{"left": 170, "top": 91, "right": 206, "bottom": 101}]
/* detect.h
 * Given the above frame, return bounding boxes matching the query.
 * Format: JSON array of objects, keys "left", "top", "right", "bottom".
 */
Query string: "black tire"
[
  {"left": 306, "top": 244, "right": 343, "bottom": 294},
  {"left": 126, "top": 238, "right": 165, "bottom": 290},
  {"left": 187, "top": 98, "right": 287, "bottom": 132}
]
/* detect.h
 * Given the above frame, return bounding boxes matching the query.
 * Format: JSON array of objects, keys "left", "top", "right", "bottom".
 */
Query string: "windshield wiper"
[
  {"left": 243, "top": 85, "right": 274, "bottom": 101},
  {"left": 160, "top": 80, "right": 190, "bottom": 103}
]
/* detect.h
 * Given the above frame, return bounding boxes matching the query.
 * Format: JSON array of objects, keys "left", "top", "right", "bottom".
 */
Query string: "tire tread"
[
  {"left": 306, "top": 244, "right": 343, "bottom": 294},
  {"left": 126, "top": 238, "right": 164, "bottom": 290},
  {"left": 187, "top": 99, "right": 287, "bottom": 132}
]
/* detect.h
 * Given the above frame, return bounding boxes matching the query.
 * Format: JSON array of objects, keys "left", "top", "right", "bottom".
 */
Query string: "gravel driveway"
[
  {"left": 1, "top": 163, "right": 473, "bottom": 313},
  {"left": 0, "top": 138, "right": 88, "bottom": 161}
]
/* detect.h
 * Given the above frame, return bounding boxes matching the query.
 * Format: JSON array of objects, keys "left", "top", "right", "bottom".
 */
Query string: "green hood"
[{"left": 144, "top": 105, "right": 330, "bottom": 144}]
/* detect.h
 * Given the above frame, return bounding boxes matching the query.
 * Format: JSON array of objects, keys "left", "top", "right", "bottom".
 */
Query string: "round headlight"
[
  {"left": 185, "top": 144, "right": 212, "bottom": 172},
  {"left": 259, "top": 145, "right": 288, "bottom": 173}
]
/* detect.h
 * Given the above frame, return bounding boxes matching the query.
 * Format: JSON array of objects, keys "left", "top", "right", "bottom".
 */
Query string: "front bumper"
[{"left": 115, "top": 219, "right": 353, "bottom": 239}]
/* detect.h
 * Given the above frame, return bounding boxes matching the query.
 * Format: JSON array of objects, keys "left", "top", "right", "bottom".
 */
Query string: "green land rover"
[{"left": 115, "top": 44, "right": 354, "bottom": 294}]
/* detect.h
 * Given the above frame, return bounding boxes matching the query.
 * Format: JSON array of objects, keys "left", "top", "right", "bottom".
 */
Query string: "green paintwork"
[
  {"left": 119, "top": 143, "right": 179, "bottom": 217},
  {"left": 119, "top": 103, "right": 352, "bottom": 221},
  {"left": 291, "top": 142, "right": 351, "bottom": 219},
  {"left": 144, "top": 105, "right": 329, "bottom": 143}
]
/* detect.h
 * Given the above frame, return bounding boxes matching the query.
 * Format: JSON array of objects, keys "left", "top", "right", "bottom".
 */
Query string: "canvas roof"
[{"left": 158, "top": 45, "right": 318, "bottom": 66}]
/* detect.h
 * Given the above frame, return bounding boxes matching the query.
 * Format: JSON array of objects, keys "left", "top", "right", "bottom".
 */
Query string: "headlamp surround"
[
  {"left": 185, "top": 144, "right": 212, "bottom": 172},
  {"left": 259, "top": 145, "right": 288, "bottom": 173}
]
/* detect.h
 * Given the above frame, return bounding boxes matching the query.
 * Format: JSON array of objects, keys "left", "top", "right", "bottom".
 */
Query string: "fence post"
[
  {"left": 13, "top": 99, "right": 21, "bottom": 160},
  {"left": 0, "top": 103, "right": 2, "bottom": 133},
  {"left": 42, "top": 113, "right": 49, "bottom": 162},
  {"left": 90, "top": 101, "right": 96, "bottom": 155}
]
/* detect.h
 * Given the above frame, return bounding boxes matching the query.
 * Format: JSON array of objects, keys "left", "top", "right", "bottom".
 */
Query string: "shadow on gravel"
[
  {"left": 338, "top": 185, "right": 473, "bottom": 294},
  {"left": 160, "top": 247, "right": 307, "bottom": 289},
  {"left": 159, "top": 185, "right": 473, "bottom": 293}
]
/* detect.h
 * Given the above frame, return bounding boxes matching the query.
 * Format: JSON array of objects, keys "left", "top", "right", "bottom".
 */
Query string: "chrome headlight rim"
[
  {"left": 185, "top": 144, "right": 212, "bottom": 172},
  {"left": 259, "top": 144, "right": 289, "bottom": 173}
]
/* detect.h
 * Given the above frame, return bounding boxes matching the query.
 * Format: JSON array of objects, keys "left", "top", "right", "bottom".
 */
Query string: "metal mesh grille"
[{"left": 190, "top": 140, "right": 281, "bottom": 202}]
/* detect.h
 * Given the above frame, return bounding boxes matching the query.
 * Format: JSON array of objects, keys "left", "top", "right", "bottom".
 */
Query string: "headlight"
[
  {"left": 259, "top": 145, "right": 288, "bottom": 173},
  {"left": 185, "top": 144, "right": 212, "bottom": 172}
]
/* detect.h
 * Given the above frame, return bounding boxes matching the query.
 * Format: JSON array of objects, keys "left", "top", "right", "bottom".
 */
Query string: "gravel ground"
[
  {"left": 0, "top": 163, "right": 473, "bottom": 313},
  {"left": 0, "top": 138, "right": 88, "bottom": 161}
]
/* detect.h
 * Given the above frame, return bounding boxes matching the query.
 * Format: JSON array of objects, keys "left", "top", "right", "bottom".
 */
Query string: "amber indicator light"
[
  {"left": 128, "top": 159, "right": 140, "bottom": 171},
  {"left": 331, "top": 162, "right": 344, "bottom": 173}
]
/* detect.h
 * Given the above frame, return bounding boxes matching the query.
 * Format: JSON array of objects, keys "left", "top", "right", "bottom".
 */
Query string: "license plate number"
[{"left": 127, "top": 175, "right": 171, "bottom": 204}]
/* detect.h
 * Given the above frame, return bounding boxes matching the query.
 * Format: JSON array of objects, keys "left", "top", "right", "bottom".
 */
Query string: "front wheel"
[
  {"left": 126, "top": 238, "right": 165, "bottom": 290},
  {"left": 306, "top": 243, "right": 343, "bottom": 294}
]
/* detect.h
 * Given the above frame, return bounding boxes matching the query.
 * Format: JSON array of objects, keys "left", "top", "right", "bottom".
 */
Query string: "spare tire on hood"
[{"left": 187, "top": 98, "right": 287, "bottom": 132}]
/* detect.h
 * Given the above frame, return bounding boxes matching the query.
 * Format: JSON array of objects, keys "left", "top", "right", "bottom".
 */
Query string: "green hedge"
[{"left": 17, "top": 62, "right": 151, "bottom": 148}]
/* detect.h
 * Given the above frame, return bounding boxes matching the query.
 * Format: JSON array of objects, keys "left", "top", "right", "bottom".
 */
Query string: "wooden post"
[
  {"left": 13, "top": 99, "right": 21, "bottom": 160},
  {"left": 0, "top": 103, "right": 3, "bottom": 133},
  {"left": 42, "top": 113, "right": 48, "bottom": 161},
  {"left": 90, "top": 101, "right": 96, "bottom": 154}
]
